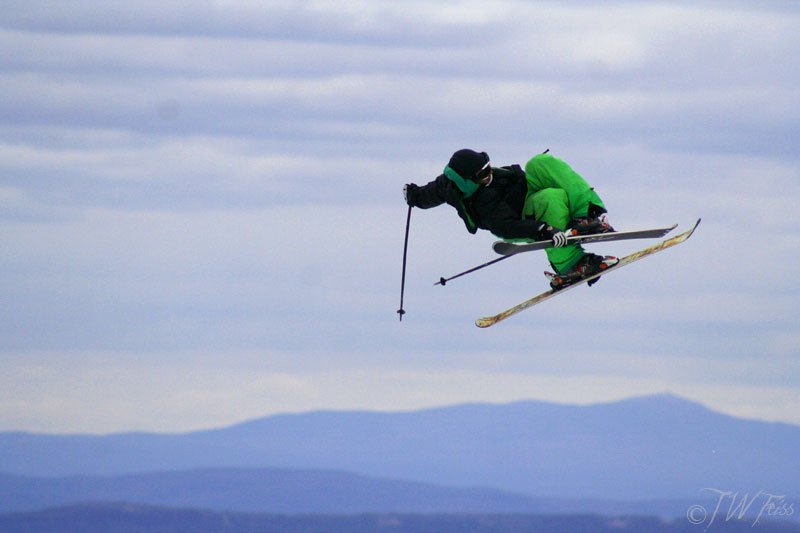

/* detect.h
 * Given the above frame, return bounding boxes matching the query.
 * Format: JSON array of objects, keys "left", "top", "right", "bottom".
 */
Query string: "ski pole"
[
  {"left": 397, "top": 205, "right": 412, "bottom": 321},
  {"left": 435, "top": 254, "right": 514, "bottom": 286}
]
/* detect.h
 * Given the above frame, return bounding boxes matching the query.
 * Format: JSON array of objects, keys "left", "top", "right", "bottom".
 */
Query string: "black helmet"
[
  {"left": 443, "top": 149, "right": 491, "bottom": 196},
  {"left": 447, "top": 149, "right": 489, "bottom": 180}
]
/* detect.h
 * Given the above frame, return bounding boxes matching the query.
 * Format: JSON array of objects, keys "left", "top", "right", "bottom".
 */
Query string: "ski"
[
  {"left": 492, "top": 224, "right": 678, "bottom": 256},
  {"left": 475, "top": 219, "right": 701, "bottom": 328}
]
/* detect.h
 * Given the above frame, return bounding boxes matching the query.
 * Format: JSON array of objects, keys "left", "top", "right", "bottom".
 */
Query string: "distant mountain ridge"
[
  {"left": 0, "top": 467, "right": 540, "bottom": 514},
  {"left": 4, "top": 503, "right": 799, "bottom": 533},
  {"left": 6, "top": 504, "right": 800, "bottom": 533},
  {"left": 1, "top": 394, "right": 798, "bottom": 501},
  {"left": 0, "top": 467, "right": 795, "bottom": 520}
]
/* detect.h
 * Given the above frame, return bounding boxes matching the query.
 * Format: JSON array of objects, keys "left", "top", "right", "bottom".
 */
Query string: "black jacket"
[{"left": 411, "top": 164, "right": 543, "bottom": 240}]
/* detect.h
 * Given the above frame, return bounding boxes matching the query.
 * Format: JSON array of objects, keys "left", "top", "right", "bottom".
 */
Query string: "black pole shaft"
[
  {"left": 435, "top": 253, "right": 513, "bottom": 286},
  {"left": 397, "top": 205, "right": 412, "bottom": 321}
]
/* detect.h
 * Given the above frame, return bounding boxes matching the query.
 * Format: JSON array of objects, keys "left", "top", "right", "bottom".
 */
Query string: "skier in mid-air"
[{"left": 403, "top": 149, "right": 619, "bottom": 288}]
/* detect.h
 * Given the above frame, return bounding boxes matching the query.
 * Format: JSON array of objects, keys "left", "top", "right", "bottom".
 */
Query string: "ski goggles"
[{"left": 471, "top": 160, "right": 492, "bottom": 183}]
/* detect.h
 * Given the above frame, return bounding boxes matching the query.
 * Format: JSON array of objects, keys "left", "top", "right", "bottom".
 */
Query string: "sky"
[{"left": 1, "top": 0, "right": 798, "bottom": 433}]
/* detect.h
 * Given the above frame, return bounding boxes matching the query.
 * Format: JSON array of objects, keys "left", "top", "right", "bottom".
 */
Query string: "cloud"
[{"left": 0, "top": 0, "right": 798, "bottom": 431}]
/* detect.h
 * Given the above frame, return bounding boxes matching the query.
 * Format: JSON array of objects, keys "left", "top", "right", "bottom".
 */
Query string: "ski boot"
[
  {"left": 545, "top": 253, "right": 619, "bottom": 290},
  {"left": 569, "top": 215, "right": 615, "bottom": 235}
]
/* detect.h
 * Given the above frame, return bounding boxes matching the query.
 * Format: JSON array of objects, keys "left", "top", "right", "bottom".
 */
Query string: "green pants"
[{"left": 522, "top": 153, "right": 606, "bottom": 273}]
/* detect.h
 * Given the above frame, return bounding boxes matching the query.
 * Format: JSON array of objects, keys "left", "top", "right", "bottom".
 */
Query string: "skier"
[{"left": 403, "top": 149, "right": 619, "bottom": 288}]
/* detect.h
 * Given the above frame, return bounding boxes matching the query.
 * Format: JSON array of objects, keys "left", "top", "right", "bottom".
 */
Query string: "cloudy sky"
[{"left": 1, "top": 0, "right": 798, "bottom": 433}]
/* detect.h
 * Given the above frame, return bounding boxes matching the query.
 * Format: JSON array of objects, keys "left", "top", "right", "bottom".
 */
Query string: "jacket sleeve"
[
  {"left": 410, "top": 174, "right": 450, "bottom": 209},
  {"left": 474, "top": 166, "right": 544, "bottom": 240},
  {"left": 482, "top": 209, "right": 543, "bottom": 240}
]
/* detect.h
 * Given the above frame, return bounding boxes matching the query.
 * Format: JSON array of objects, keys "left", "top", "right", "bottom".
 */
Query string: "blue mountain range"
[{"left": 1, "top": 393, "right": 797, "bottom": 511}]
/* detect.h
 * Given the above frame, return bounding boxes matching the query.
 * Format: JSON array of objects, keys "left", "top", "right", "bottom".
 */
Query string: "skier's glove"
[
  {"left": 536, "top": 223, "right": 570, "bottom": 247},
  {"left": 551, "top": 230, "right": 569, "bottom": 247},
  {"left": 403, "top": 184, "right": 419, "bottom": 207}
]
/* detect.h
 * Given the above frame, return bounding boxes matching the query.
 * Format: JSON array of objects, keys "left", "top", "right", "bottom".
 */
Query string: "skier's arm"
[
  {"left": 481, "top": 202, "right": 566, "bottom": 243},
  {"left": 489, "top": 218, "right": 569, "bottom": 246},
  {"left": 484, "top": 215, "right": 539, "bottom": 240},
  {"left": 404, "top": 174, "right": 449, "bottom": 209}
]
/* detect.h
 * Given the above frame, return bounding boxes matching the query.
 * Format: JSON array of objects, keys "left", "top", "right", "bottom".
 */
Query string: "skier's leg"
[
  {"left": 524, "top": 188, "right": 584, "bottom": 273},
  {"left": 524, "top": 153, "right": 604, "bottom": 219}
]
